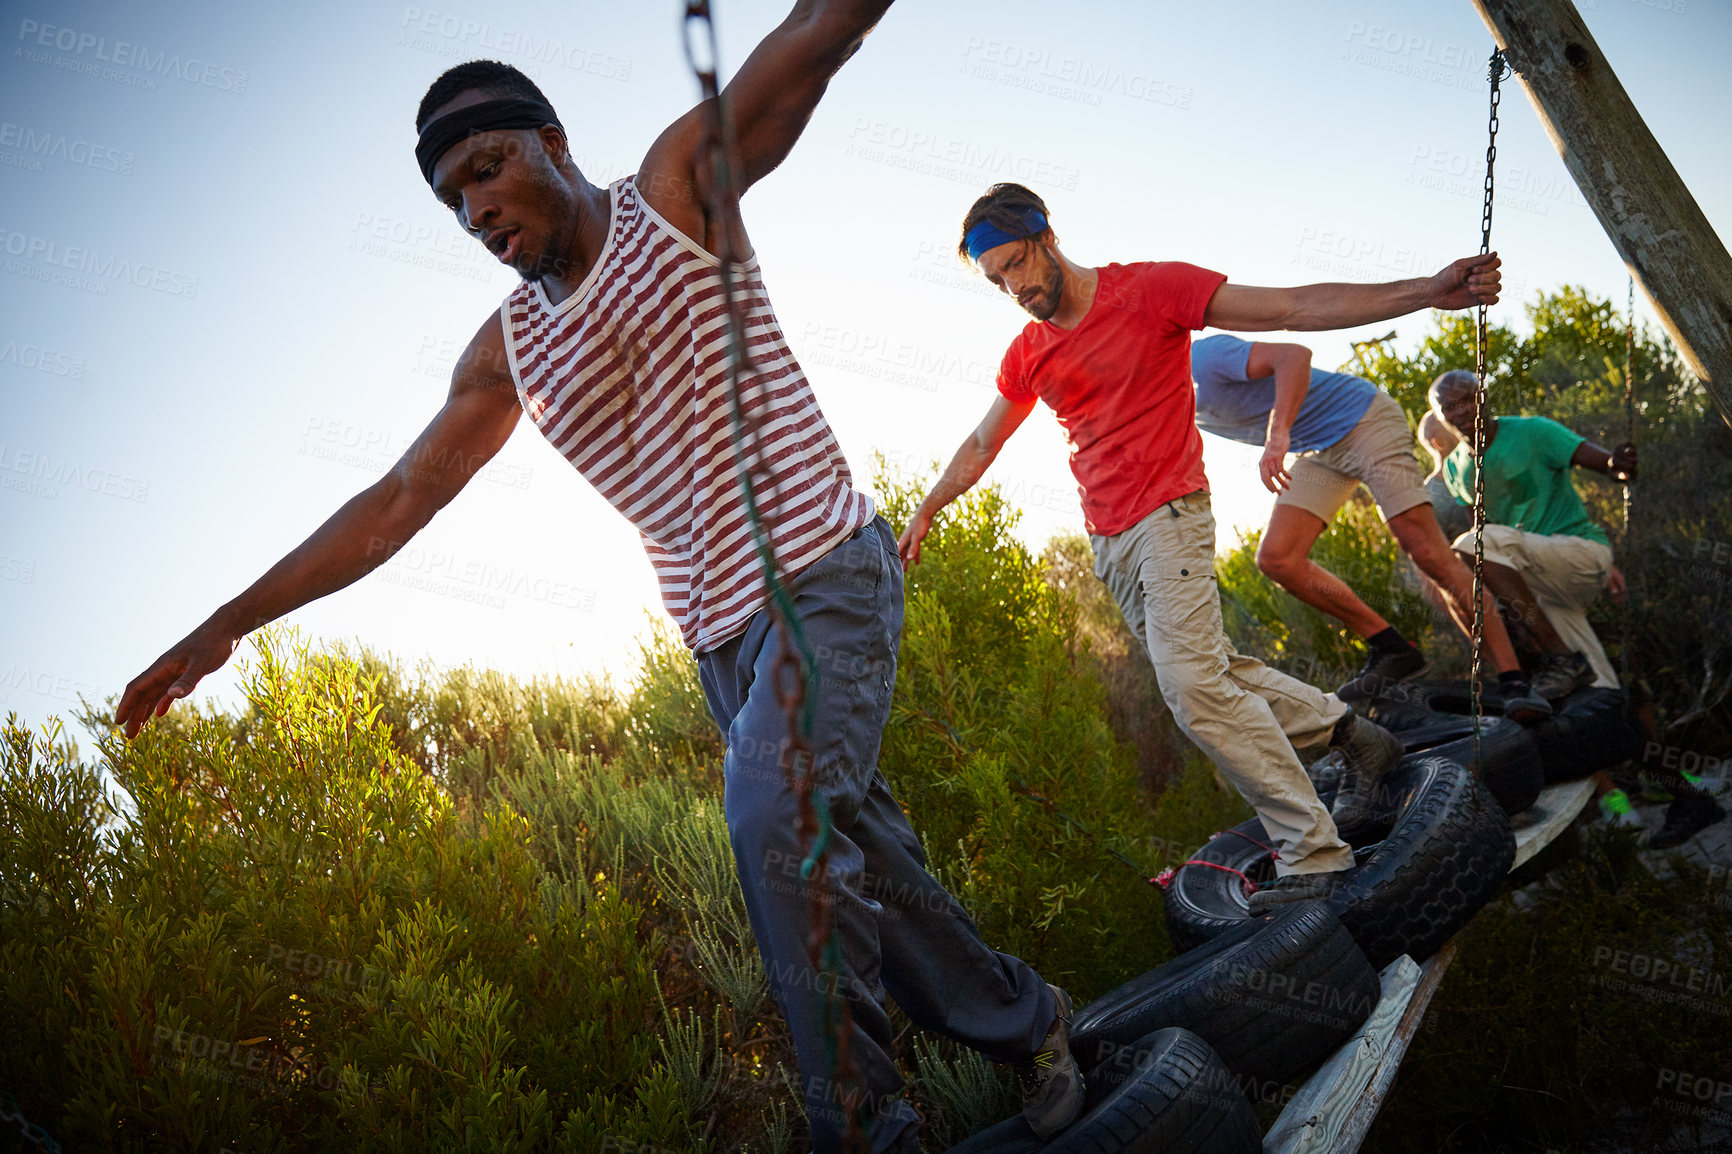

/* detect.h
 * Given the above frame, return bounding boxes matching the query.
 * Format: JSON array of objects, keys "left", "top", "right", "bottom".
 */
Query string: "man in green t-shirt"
[
  {"left": 1427, "top": 370, "right": 1633, "bottom": 697},
  {"left": 1431, "top": 369, "right": 1727, "bottom": 848}
]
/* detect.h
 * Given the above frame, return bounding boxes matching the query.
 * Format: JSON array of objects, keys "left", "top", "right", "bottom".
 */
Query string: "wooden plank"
[
  {"left": 1471, "top": 0, "right": 1732, "bottom": 428},
  {"left": 1511, "top": 778, "right": 1596, "bottom": 869},
  {"left": 1262, "top": 955, "right": 1424, "bottom": 1154},
  {"left": 1330, "top": 944, "right": 1460, "bottom": 1151}
]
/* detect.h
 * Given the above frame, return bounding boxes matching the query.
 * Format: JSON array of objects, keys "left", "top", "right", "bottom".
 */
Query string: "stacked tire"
[
  {"left": 943, "top": 903, "right": 1377, "bottom": 1153},
  {"left": 1363, "top": 679, "right": 1641, "bottom": 784},
  {"left": 944, "top": 1028, "right": 1260, "bottom": 1154},
  {"left": 1163, "top": 752, "right": 1516, "bottom": 968}
]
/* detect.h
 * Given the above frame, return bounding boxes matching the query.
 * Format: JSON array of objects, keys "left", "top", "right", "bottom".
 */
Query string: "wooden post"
[{"left": 1471, "top": 0, "right": 1732, "bottom": 428}]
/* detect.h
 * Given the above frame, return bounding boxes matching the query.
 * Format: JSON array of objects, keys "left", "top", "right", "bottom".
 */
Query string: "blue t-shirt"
[{"left": 1190, "top": 334, "right": 1379, "bottom": 453}]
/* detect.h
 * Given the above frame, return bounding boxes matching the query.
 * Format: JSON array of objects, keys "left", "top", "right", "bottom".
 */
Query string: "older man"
[{"left": 1428, "top": 369, "right": 1631, "bottom": 696}]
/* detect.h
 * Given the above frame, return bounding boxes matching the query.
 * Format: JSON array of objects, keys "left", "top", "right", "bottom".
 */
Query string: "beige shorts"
[{"left": 1276, "top": 391, "right": 1429, "bottom": 524}]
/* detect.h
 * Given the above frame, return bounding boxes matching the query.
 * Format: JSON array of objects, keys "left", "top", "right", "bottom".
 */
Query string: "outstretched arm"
[
  {"left": 639, "top": 1, "right": 895, "bottom": 245},
  {"left": 1203, "top": 254, "right": 1503, "bottom": 332},
  {"left": 898, "top": 396, "right": 1036, "bottom": 566},
  {"left": 114, "top": 315, "right": 522, "bottom": 737},
  {"left": 1244, "top": 341, "right": 1313, "bottom": 492},
  {"left": 721, "top": 0, "right": 896, "bottom": 190}
]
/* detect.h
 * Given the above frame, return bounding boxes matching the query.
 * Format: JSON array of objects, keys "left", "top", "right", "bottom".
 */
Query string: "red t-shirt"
[{"left": 996, "top": 261, "right": 1227, "bottom": 536}]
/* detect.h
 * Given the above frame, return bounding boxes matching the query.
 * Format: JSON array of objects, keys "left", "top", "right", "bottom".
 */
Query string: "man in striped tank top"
[{"left": 115, "top": 11, "right": 1083, "bottom": 1152}]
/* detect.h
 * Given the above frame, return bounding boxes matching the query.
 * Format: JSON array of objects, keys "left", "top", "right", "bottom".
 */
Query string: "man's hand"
[
  {"left": 1428, "top": 253, "right": 1502, "bottom": 311},
  {"left": 112, "top": 312, "right": 520, "bottom": 739},
  {"left": 1260, "top": 433, "right": 1292, "bottom": 493},
  {"left": 1609, "top": 440, "right": 1638, "bottom": 483},
  {"left": 116, "top": 622, "right": 241, "bottom": 738},
  {"left": 1607, "top": 564, "right": 1627, "bottom": 604},
  {"left": 898, "top": 508, "right": 934, "bottom": 567}
]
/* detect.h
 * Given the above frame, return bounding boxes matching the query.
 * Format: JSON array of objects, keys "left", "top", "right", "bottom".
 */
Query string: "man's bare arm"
[
  {"left": 638, "top": 0, "right": 895, "bottom": 246},
  {"left": 1204, "top": 254, "right": 1503, "bottom": 332},
  {"left": 1572, "top": 438, "right": 1638, "bottom": 483},
  {"left": 1244, "top": 341, "right": 1312, "bottom": 492},
  {"left": 898, "top": 396, "right": 1036, "bottom": 566},
  {"left": 115, "top": 314, "right": 522, "bottom": 737}
]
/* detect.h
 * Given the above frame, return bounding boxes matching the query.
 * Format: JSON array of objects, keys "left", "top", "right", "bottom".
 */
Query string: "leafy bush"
[
  {"left": 1367, "top": 828, "right": 1732, "bottom": 1153},
  {"left": 2, "top": 641, "right": 678, "bottom": 1153}
]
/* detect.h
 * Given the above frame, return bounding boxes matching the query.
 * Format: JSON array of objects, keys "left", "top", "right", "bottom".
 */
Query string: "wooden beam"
[
  {"left": 1263, "top": 955, "right": 1424, "bottom": 1154},
  {"left": 1470, "top": 0, "right": 1732, "bottom": 428},
  {"left": 1331, "top": 945, "right": 1459, "bottom": 1152}
]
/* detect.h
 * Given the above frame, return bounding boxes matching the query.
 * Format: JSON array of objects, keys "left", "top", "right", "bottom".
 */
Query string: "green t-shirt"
[{"left": 1444, "top": 416, "right": 1609, "bottom": 545}]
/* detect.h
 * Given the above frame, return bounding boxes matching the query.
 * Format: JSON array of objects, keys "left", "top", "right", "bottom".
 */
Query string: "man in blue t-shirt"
[{"left": 1191, "top": 334, "right": 1548, "bottom": 717}]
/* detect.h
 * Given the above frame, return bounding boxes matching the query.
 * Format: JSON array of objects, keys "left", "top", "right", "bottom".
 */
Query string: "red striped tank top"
[{"left": 500, "top": 177, "right": 875, "bottom": 652}]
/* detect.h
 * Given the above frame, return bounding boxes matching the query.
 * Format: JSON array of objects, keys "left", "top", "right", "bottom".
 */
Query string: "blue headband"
[{"left": 965, "top": 209, "right": 1049, "bottom": 262}]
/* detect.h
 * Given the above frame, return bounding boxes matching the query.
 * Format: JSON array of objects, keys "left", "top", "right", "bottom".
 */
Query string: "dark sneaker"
[
  {"left": 1019, "top": 985, "right": 1085, "bottom": 1138},
  {"left": 1529, "top": 651, "right": 1593, "bottom": 700},
  {"left": 1337, "top": 645, "right": 1427, "bottom": 703},
  {"left": 1498, "top": 679, "right": 1554, "bottom": 723},
  {"left": 1327, "top": 709, "right": 1405, "bottom": 832},
  {"left": 1648, "top": 792, "right": 1728, "bottom": 850},
  {"left": 1247, "top": 868, "right": 1355, "bottom": 915}
]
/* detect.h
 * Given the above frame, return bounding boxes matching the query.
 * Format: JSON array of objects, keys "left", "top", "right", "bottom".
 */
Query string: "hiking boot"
[
  {"left": 1327, "top": 709, "right": 1405, "bottom": 833},
  {"left": 1498, "top": 678, "right": 1554, "bottom": 724},
  {"left": 1019, "top": 985, "right": 1084, "bottom": 1138},
  {"left": 1648, "top": 791, "right": 1728, "bottom": 850},
  {"left": 1336, "top": 645, "right": 1427, "bottom": 703},
  {"left": 1247, "top": 868, "right": 1355, "bottom": 915},
  {"left": 1529, "top": 651, "right": 1593, "bottom": 700}
]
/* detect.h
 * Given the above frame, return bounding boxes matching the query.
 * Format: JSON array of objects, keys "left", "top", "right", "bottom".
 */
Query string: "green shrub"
[{"left": 2, "top": 638, "right": 680, "bottom": 1153}]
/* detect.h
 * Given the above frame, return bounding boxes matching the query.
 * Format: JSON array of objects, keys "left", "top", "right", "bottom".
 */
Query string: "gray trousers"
[
  {"left": 1090, "top": 492, "right": 1354, "bottom": 876},
  {"left": 697, "top": 517, "right": 1053, "bottom": 1153}
]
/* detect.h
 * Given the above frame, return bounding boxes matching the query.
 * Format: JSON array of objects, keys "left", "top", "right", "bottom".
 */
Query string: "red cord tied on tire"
[{"left": 1154, "top": 829, "right": 1273, "bottom": 893}]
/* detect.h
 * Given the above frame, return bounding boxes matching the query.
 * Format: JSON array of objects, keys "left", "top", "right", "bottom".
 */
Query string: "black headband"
[{"left": 415, "top": 97, "right": 564, "bottom": 187}]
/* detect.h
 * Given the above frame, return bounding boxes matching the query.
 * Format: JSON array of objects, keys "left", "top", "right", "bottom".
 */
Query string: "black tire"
[
  {"left": 1388, "top": 715, "right": 1544, "bottom": 816},
  {"left": 1162, "top": 755, "right": 1515, "bottom": 969},
  {"left": 1331, "top": 755, "right": 1515, "bottom": 968},
  {"left": 1530, "top": 687, "right": 1644, "bottom": 783},
  {"left": 1364, "top": 679, "right": 1642, "bottom": 782},
  {"left": 1161, "top": 823, "right": 1280, "bottom": 952},
  {"left": 941, "top": 1029, "right": 1259, "bottom": 1154},
  {"left": 1071, "top": 901, "right": 1378, "bottom": 1085}
]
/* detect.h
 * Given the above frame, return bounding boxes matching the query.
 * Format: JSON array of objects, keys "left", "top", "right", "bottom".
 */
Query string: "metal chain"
[
  {"left": 680, "top": 5, "right": 865, "bottom": 1150},
  {"left": 1470, "top": 48, "right": 1508, "bottom": 758},
  {"left": 0, "top": 1092, "right": 62, "bottom": 1153}
]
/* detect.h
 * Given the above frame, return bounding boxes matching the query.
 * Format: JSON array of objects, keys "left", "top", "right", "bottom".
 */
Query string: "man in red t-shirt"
[{"left": 898, "top": 183, "right": 1505, "bottom": 909}]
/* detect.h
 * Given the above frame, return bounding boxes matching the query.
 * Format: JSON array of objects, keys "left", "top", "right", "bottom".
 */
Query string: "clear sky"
[{"left": 2, "top": 0, "right": 1728, "bottom": 737}]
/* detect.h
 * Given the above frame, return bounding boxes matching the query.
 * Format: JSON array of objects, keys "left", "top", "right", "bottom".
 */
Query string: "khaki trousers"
[
  {"left": 1454, "top": 524, "right": 1619, "bottom": 690},
  {"left": 1092, "top": 491, "right": 1354, "bottom": 876}
]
